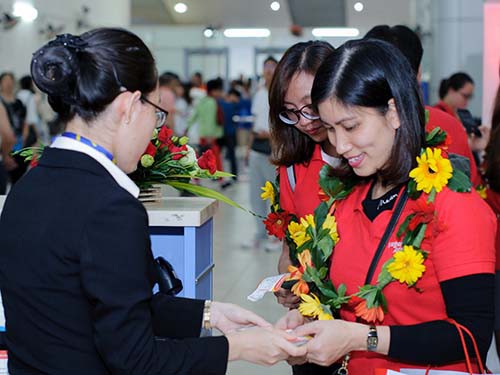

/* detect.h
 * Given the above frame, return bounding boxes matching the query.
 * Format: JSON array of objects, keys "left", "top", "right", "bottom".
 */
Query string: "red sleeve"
[
  {"left": 425, "top": 107, "right": 482, "bottom": 186},
  {"left": 431, "top": 188, "right": 496, "bottom": 281},
  {"left": 486, "top": 189, "right": 500, "bottom": 270}
]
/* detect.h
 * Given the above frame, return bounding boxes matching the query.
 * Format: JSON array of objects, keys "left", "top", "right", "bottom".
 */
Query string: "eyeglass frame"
[
  {"left": 140, "top": 94, "right": 169, "bottom": 129},
  {"left": 278, "top": 104, "right": 320, "bottom": 126}
]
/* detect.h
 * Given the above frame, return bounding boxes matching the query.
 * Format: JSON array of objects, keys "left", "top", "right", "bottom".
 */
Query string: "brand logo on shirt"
[
  {"left": 388, "top": 241, "right": 403, "bottom": 253},
  {"left": 377, "top": 193, "right": 398, "bottom": 210}
]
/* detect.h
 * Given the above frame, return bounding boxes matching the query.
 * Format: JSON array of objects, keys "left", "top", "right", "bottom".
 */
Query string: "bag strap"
[
  {"left": 286, "top": 165, "right": 296, "bottom": 192},
  {"left": 445, "top": 318, "right": 486, "bottom": 374},
  {"left": 364, "top": 187, "right": 408, "bottom": 285}
]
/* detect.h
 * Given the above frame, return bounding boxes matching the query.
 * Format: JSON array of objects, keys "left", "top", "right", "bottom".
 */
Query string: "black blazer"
[{"left": 0, "top": 148, "right": 228, "bottom": 374}]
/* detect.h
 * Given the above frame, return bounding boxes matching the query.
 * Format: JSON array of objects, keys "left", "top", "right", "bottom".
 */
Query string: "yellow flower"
[
  {"left": 476, "top": 185, "right": 487, "bottom": 200},
  {"left": 409, "top": 147, "right": 453, "bottom": 193},
  {"left": 387, "top": 245, "right": 426, "bottom": 285},
  {"left": 322, "top": 214, "right": 339, "bottom": 244},
  {"left": 288, "top": 221, "right": 311, "bottom": 247},
  {"left": 260, "top": 181, "right": 275, "bottom": 205},
  {"left": 300, "top": 214, "right": 315, "bottom": 229},
  {"left": 298, "top": 294, "right": 333, "bottom": 320}
]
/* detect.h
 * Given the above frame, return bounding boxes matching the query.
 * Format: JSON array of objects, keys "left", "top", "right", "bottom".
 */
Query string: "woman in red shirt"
[
  {"left": 268, "top": 41, "right": 341, "bottom": 375},
  {"left": 286, "top": 39, "right": 496, "bottom": 374},
  {"left": 268, "top": 40, "right": 339, "bottom": 292},
  {"left": 434, "top": 72, "right": 475, "bottom": 119}
]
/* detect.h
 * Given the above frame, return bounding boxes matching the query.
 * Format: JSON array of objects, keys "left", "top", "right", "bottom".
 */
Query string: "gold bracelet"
[{"left": 203, "top": 300, "right": 212, "bottom": 330}]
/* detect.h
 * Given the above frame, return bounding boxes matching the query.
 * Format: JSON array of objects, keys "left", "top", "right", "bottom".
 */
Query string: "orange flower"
[
  {"left": 408, "top": 198, "right": 435, "bottom": 231},
  {"left": 318, "top": 188, "right": 330, "bottom": 202},
  {"left": 287, "top": 250, "right": 313, "bottom": 296},
  {"left": 291, "top": 279, "right": 310, "bottom": 296},
  {"left": 348, "top": 296, "right": 385, "bottom": 324}
]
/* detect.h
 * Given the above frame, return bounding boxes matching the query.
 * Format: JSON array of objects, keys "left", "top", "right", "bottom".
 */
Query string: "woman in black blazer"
[{"left": 0, "top": 28, "right": 304, "bottom": 374}]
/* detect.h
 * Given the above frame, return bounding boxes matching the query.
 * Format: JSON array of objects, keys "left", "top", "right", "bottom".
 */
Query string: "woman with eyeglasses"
[
  {"left": 434, "top": 72, "right": 475, "bottom": 119},
  {"left": 0, "top": 28, "right": 306, "bottom": 374},
  {"left": 268, "top": 41, "right": 341, "bottom": 375},
  {"left": 281, "top": 38, "right": 495, "bottom": 375}
]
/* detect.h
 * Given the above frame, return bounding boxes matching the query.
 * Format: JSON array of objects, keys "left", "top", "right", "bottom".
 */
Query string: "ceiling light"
[
  {"left": 312, "top": 27, "right": 359, "bottom": 37},
  {"left": 270, "top": 1, "right": 280, "bottom": 11},
  {"left": 223, "top": 28, "right": 271, "bottom": 38},
  {"left": 174, "top": 2, "right": 188, "bottom": 14},
  {"left": 354, "top": 2, "right": 364, "bottom": 12},
  {"left": 203, "top": 27, "right": 214, "bottom": 38},
  {"left": 12, "top": 2, "right": 38, "bottom": 22}
]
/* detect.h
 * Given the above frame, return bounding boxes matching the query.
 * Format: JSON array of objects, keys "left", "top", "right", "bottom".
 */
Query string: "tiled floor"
[{"left": 210, "top": 176, "right": 293, "bottom": 374}]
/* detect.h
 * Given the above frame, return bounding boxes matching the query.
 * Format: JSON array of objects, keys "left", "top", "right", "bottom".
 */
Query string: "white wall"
[
  {"left": 482, "top": 1, "right": 500, "bottom": 125},
  {"left": 0, "top": 0, "right": 131, "bottom": 77},
  {"left": 430, "top": 0, "right": 484, "bottom": 116}
]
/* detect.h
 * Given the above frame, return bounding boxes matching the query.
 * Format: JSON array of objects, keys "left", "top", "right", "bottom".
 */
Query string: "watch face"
[{"left": 367, "top": 336, "right": 378, "bottom": 351}]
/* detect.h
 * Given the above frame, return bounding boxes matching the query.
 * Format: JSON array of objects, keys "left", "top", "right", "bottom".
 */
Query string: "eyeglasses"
[
  {"left": 140, "top": 95, "right": 169, "bottom": 129},
  {"left": 278, "top": 104, "right": 320, "bottom": 126}
]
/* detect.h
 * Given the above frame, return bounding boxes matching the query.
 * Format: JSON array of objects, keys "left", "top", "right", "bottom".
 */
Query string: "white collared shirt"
[{"left": 51, "top": 136, "right": 140, "bottom": 198}]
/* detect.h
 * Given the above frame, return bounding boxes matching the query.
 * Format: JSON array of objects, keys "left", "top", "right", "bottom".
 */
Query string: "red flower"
[
  {"left": 408, "top": 198, "right": 435, "bottom": 231},
  {"left": 169, "top": 145, "right": 187, "bottom": 160},
  {"left": 263, "top": 211, "right": 292, "bottom": 240},
  {"left": 144, "top": 142, "right": 157, "bottom": 157},
  {"left": 198, "top": 149, "right": 217, "bottom": 174},
  {"left": 30, "top": 157, "right": 39, "bottom": 168},
  {"left": 158, "top": 126, "right": 173, "bottom": 144},
  {"left": 348, "top": 296, "right": 385, "bottom": 324}
]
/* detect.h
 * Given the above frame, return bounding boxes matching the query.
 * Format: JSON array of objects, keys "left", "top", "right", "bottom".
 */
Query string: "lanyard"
[
  {"left": 61, "top": 132, "right": 115, "bottom": 163},
  {"left": 364, "top": 186, "right": 408, "bottom": 285}
]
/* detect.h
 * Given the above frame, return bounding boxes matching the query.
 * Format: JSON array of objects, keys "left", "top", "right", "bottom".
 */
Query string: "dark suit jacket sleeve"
[
  {"left": 151, "top": 293, "right": 207, "bottom": 339},
  {"left": 80, "top": 193, "right": 228, "bottom": 374}
]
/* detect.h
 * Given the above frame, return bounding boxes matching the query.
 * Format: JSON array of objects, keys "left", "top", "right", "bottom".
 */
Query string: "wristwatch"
[
  {"left": 202, "top": 300, "right": 212, "bottom": 330},
  {"left": 367, "top": 325, "right": 378, "bottom": 351}
]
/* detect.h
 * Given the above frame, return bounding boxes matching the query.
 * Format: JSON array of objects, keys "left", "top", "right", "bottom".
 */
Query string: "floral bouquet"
[
  {"left": 17, "top": 126, "right": 243, "bottom": 208},
  {"left": 261, "top": 126, "right": 472, "bottom": 323}
]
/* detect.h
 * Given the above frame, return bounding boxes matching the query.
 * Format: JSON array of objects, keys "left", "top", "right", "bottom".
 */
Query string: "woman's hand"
[
  {"left": 275, "top": 309, "right": 304, "bottom": 331},
  {"left": 210, "top": 302, "right": 271, "bottom": 334},
  {"left": 226, "top": 327, "right": 307, "bottom": 366},
  {"left": 294, "top": 320, "right": 370, "bottom": 367},
  {"left": 274, "top": 288, "right": 300, "bottom": 309}
]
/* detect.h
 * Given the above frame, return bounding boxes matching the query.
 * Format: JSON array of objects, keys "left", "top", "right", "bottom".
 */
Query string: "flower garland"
[{"left": 261, "top": 127, "right": 472, "bottom": 323}]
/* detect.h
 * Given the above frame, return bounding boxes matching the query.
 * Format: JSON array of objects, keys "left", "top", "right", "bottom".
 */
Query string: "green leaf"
[
  {"left": 407, "top": 178, "right": 423, "bottom": 200},
  {"left": 425, "top": 127, "right": 440, "bottom": 143},
  {"left": 166, "top": 181, "right": 248, "bottom": 211},
  {"left": 318, "top": 267, "right": 328, "bottom": 279},
  {"left": 337, "top": 283, "right": 347, "bottom": 297},
  {"left": 447, "top": 167, "right": 472, "bottom": 193},
  {"left": 318, "top": 165, "right": 356, "bottom": 200},
  {"left": 449, "top": 153, "right": 471, "bottom": 179},
  {"left": 396, "top": 214, "right": 413, "bottom": 238},
  {"left": 377, "top": 259, "right": 395, "bottom": 287},
  {"left": 318, "top": 285, "right": 338, "bottom": 299},
  {"left": 424, "top": 109, "right": 430, "bottom": 125},
  {"left": 412, "top": 223, "right": 427, "bottom": 248},
  {"left": 313, "top": 202, "right": 329, "bottom": 229},
  {"left": 316, "top": 234, "right": 334, "bottom": 261}
]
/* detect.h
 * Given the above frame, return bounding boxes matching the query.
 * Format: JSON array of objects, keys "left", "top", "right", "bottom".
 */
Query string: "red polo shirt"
[
  {"left": 486, "top": 189, "right": 500, "bottom": 270},
  {"left": 425, "top": 106, "right": 481, "bottom": 186},
  {"left": 330, "top": 182, "right": 496, "bottom": 374},
  {"left": 279, "top": 144, "right": 327, "bottom": 218}
]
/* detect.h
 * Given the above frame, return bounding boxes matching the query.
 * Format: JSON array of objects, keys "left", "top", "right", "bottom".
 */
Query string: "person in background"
[
  {"left": 483, "top": 81, "right": 500, "bottom": 359},
  {"left": 281, "top": 38, "right": 495, "bottom": 375},
  {"left": 365, "top": 25, "right": 482, "bottom": 186},
  {"left": 173, "top": 81, "right": 190, "bottom": 137},
  {"left": 268, "top": 40, "right": 340, "bottom": 375},
  {"left": 158, "top": 72, "right": 179, "bottom": 130},
  {"left": 17, "top": 75, "right": 41, "bottom": 147},
  {"left": 435, "top": 72, "right": 489, "bottom": 161},
  {"left": 219, "top": 88, "right": 241, "bottom": 183},
  {"left": 0, "top": 72, "right": 27, "bottom": 184},
  {"left": 187, "top": 78, "right": 225, "bottom": 174},
  {"left": 0, "top": 28, "right": 305, "bottom": 375},
  {"left": 0, "top": 102, "right": 16, "bottom": 194},
  {"left": 247, "top": 56, "right": 280, "bottom": 251}
]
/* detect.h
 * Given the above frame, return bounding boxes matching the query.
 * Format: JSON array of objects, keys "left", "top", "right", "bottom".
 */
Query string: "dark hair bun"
[{"left": 31, "top": 44, "right": 79, "bottom": 103}]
